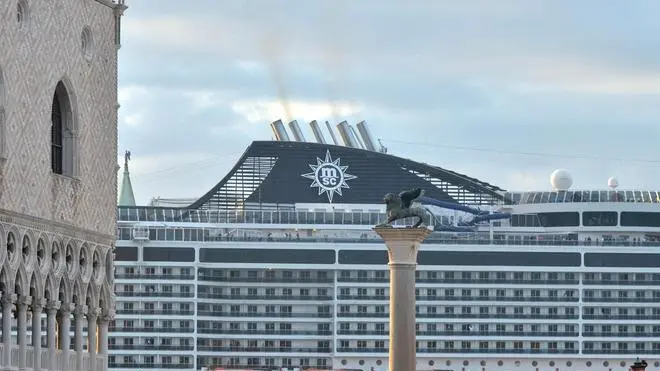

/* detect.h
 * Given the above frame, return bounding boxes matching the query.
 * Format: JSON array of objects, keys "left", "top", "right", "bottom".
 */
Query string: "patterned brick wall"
[{"left": 0, "top": 0, "right": 119, "bottom": 239}]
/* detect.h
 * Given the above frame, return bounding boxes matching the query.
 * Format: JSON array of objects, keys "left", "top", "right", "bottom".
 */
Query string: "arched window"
[{"left": 51, "top": 81, "right": 76, "bottom": 176}]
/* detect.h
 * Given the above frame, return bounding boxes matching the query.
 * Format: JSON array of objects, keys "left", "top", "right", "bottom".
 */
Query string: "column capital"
[
  {"left": 32, "top": 298, "right": 46, "bottom": 310},
  {"left": 87, "top": 307, "right": 101, "bottom": 318},
  {"left": 46, "top": 300, "right": 61, "bottom": 314},
  {"left": 101, "top": 308, "right": 116, "bottom": 322},
  {"left": 74, "top": 305, "right": 88, "bottom": 316},
  {"left": 373, "top": 226, "right": 432, "bottom": 265},
  {"left": 1, "top": 293, "right": 17, "bottom": 305},
  {"left": 17, "top": 295, "right": 32, "bottom": 308},
  {"left": 59, "top": 302, "right": 74, "bottom": 314}
]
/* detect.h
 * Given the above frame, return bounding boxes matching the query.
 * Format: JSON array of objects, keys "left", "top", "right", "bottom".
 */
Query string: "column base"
[{"left": 1, "top": 367, "right": 17, "bottom": 371}]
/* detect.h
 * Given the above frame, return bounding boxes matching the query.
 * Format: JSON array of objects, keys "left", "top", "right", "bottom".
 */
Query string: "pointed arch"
[
  {"left": 56, "top": 276, "right": 71, "bottom": 304},
  {"left": 21, "top": 231, "right": 35, "bottom": 269},
  {"left": 99, "top": 282, "right": 112, "bottom": 315},
  {"left": 72, "top": 280, "right": 84, "bottom": 306},
  {"left": 85, "top": 282, "right": 99, "bottom": 309},
  {"left": 44, "top": 274, "right": 55, "bottom": 301},
  {"left": 28, "top": 271, "right": 43, "bottom": 299},
  {"left": 6, "top": 229, "right": 18, "bottom": 267},
  {"left": 0, "top": 268, "right": 8, "bottom": 294},
  {"left": 64, "top": 240, "right": 79, "bottom": 280},
  {"left": 51, "top": 77, "right": 79, "bottom": 177},
  {"left": 36, "top": 235, "right": 49, "bottom": 272},
  {"left": 0, "top": 224, "right": 6, "bottom": 268},
  {"left": 14, "top": 264, "right": 28, "bottom": 296}
]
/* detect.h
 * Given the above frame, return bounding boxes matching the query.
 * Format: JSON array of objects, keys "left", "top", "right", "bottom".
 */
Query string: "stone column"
[
  {"left": 1, "top": 293, "right": 16, "bottom": 368},
  {"left": 73, "top": 305, "right": 87, "bottom": 371},
  {"left": 87, "top": 308, "right": 99, "bottom": 364},
  {"left": 46, "top": 301, "right": 60, "bottom": 371},
  {"left": 17, "top": 295, "right": 31, "bottom": 371},
  {"left": 373, "top": 227, "right": 431, "bottom": 371},
  {"left": 32, "top": 299, "right": 46, "bottom": 371},
  {"left": 58, "top": 303, "right": 72, "bottom": 371},
  {"left": 98, "top": 312, "right": 113, "bottom": 355}
]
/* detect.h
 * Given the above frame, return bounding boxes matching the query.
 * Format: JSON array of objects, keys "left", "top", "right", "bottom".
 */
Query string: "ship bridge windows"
[
  {"left": 510, "top": 212, "right": 579, "bottom": 227},
  {"left": 621, "top": 212, "right": 660, "bottom": 227},
  {"left": 583, "top": 211, "right": 618, "bottom": 227}
]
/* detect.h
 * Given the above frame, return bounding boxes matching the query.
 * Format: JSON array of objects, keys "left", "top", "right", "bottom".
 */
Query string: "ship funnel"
[
  {"left": 270, "top": 120, "right": 291, "bottom": 141},
  {"left": 287, "top": 120, "right": 306, "bottom": 142},
  {"left": 356, "top": 120, "right": 377, "bottom": 151},
  {"left": 349, "top": 124, "right": 365, "bottom": 149},
  {"left": 337, "top": 121, "right": 359, "bottom": 148},
  {"left": 325, "top": 121, "right": 339, "bottom": 145},
  {"left": 309, "top": 120, "right": 327, "bottom": 144}
]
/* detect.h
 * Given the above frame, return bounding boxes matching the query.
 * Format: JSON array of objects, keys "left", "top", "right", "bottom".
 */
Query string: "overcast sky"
[{"left": 117, "top": 0, "right": 660, "bottom": 205}]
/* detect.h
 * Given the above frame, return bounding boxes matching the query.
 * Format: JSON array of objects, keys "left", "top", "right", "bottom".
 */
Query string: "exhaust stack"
[
  {"left": 287, "top": 120, "right": 306, "bottom": 142},
  {"left": 337, "top": 121, "right": 359, "bottom": 148},
  {"left": 270, "top": 120, "right": 291, "bottom": 141},
  {"left": 349, "top": 125, "right": 365, "bottom": 149},
  {"left": 325, "top": 121, "right": 339, "bottom": 145},
  {"left": 309, "top": 120, "right": 327, "bottom": 144},
  {"left": 356, "top": 120, "right": 377, "bottom": 151}
]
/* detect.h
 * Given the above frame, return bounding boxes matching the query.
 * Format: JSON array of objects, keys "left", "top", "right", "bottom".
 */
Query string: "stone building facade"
[{"left": 0, "top": 0, "right": 126, "bottom": 370}]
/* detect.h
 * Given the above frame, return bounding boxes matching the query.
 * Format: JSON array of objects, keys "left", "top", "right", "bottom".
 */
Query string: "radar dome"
[
  {"left": 608, "top": 177, "right": 619, "bottom": 189},
  {"left": 550, "top": 169, "right": 573, "bottom": 190}
]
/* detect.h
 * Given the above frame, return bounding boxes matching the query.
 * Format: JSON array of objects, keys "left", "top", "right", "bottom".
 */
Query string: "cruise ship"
[{"left": 111, "top": 120, "right": 660, "bottom": 371}]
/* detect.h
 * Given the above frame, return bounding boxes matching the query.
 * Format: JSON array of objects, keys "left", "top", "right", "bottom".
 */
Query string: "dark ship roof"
[{"left": 185, "top": 141, "right": 507, "bottom": 210}]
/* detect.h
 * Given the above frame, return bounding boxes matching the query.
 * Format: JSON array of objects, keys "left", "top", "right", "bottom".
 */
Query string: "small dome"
[
  {"left": 550, "top": 169, "right": 573, "bottom": 190},
  {"left": 608, "top": 177, "right": 619, "bottom": 189}
]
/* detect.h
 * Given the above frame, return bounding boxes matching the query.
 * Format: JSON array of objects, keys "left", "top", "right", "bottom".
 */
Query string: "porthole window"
[
  {"left": 81, "top": 26, "right": 95, "bottom": 62},
  {"left": 586, "top": 361, "right": 592, "bottom": 367},
  {"left": 532, "top": 361, "right": 538, "bottom": 367}
]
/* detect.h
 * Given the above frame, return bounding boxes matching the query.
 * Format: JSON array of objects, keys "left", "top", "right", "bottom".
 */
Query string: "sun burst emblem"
[{"left": 301, "top": 150, "right": 357, "bottom": 203}]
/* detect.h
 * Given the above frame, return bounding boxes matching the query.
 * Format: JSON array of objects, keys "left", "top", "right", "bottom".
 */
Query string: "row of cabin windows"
[{"left": 511, "top": 211, "right": 660, "bottom": 228}]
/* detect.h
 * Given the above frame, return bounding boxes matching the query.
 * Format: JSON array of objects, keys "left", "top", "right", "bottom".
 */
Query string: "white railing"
[{"left": 0, "top": 344, "right": 107, "bottom": 371}]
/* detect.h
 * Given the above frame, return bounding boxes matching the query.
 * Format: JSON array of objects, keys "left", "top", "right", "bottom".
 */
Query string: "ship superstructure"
[{"left": 110, "top": 121, "right": 660, "bottom": 371}]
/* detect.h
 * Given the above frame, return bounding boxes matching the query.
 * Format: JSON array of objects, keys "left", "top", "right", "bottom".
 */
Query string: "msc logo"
[{"left": 301, "top": 150, "right": 357, "bottom": 203}]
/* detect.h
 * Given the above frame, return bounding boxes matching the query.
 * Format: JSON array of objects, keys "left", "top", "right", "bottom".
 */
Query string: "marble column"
[
  {"left": 32, "top": 299, "right": 46, "bottom": 371},
  {"left": 373, "top": 227, "right": 431, "bottom": 371},
  {"left": 16, "top": 295, "right": 31, "bottom": 371},
  {"left": 58, "top": 303, "right": 72, "bottom": 371},
  {"left": 46, "top": 301, "right": 60, "bottom": 371},
  {"left": 1, "top": 293, "right": 16, "bottom": 368},
  {"left": 73, "top": 305, "right": 87, "bottom": 371},
  {"left": 87, "top": 308, "right": 99, "bottom": 364},
  {"left": 98, "top": 312, "right": 112, "bottom": 356}
]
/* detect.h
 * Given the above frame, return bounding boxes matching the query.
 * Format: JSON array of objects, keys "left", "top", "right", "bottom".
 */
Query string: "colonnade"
[{"left": 0, "top": 292, "right": 111, "bottom": 371}]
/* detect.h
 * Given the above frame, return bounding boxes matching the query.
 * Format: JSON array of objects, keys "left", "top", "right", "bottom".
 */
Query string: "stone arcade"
[{"left": 0, "top": 0, "right": 126, "bottom": 370}]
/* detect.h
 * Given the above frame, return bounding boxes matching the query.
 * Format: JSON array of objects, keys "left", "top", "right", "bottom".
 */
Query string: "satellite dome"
[
  {"left": 608, "top": 177, "right": 619, "bottom": 189},
  {"left": 550, "top": 169, "right": 573, "bottom": 190}
]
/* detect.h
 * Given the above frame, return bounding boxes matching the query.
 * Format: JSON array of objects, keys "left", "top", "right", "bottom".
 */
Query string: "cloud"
[{"left": 115, "top": 1, "right": 660, "bottom": 204}]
